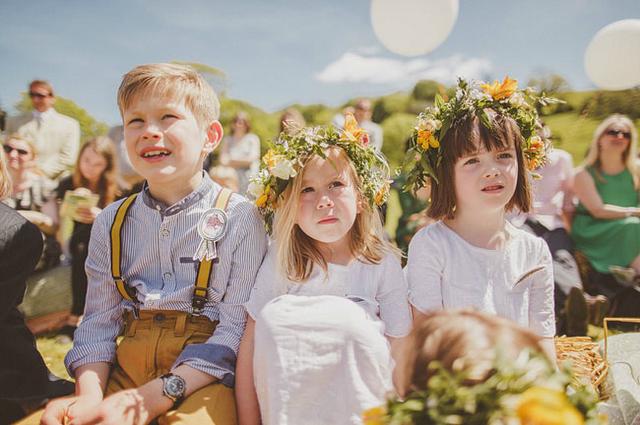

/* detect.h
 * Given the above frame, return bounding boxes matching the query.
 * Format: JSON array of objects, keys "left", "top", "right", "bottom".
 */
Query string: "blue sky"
[{"left": 0, "top": 0, "right": 638, "bottom": 126}]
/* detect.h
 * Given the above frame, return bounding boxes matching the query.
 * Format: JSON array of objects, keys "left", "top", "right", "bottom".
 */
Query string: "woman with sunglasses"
[
  {"left": 572, "top": 114, "right": 640, "bottom": 286},
  {"left": 2, "top": 134, "right": 60, "bottom": 271}
]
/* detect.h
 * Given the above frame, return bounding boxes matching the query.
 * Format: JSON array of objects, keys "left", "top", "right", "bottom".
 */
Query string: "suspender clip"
[{"left": 191, "top": 295, "right": 207, "bottom": 316}]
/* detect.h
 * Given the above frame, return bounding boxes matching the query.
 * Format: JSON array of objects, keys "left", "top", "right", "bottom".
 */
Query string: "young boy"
[{"left": 40, "top": 63, "right": 267, "bottom": 425}]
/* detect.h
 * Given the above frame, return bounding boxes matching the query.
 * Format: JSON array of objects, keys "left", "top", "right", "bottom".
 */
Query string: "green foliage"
[
  {"left": 580, "top": 89, "right": 640, "bottom": 120},
  {"left": 293, "top": 103, "right": 337, "bottom": 126},
  {"left": 411, "top": 80, "right": 441, "bottom": 102},
  {"left": 15, "top": 93, "right": 108, "bottom": 141},
  {"left": 372, "top": 92, "right": 411, "bottom": 123},
  {"left": 380, "top": 113, "right": 415, "bottom": 168}
]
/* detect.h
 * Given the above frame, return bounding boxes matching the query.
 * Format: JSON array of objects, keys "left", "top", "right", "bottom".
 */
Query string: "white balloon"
[
  {"left": 370, "top": 0, "right": 459, "bottom": 57},
  {"left": 584, "top": 19, "right": 640, "bottom": 90}
]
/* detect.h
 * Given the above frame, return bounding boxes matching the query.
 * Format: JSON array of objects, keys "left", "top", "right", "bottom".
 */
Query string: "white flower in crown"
[
  {"left": 271, "top": 158, "right": 297, "bottom": 180},
  {"left": 418, "top": 117, "right": 442, "bottom": 132},
  {"left": 509, "top": 91, "right": 526, "bottom": 107},
  {"left": 247, "top": 180, "right": 264, "bottom": 200}
]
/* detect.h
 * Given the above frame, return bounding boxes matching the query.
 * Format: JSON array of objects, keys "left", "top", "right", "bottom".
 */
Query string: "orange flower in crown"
[
  {"left": 341, "top": 113, "right": 370, "bottom": 146},
  {"left": 481, "top": 76, "right": 518, "bottom": 100}
]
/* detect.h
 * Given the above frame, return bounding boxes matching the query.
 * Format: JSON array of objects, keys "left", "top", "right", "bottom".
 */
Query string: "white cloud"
[{"left": 315, "top": 52, "right": 492, "bottom": 85}]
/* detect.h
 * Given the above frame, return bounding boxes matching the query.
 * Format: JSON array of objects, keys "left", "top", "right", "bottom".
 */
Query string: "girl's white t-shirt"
[
  {"left": 245, "top": 245, "right": 412, "bottom": 425},
  {"left": 246, "top": 245, "right": 412, "bottom": 338},
  {"left": 406, "top": 221, "right": 555, "bottom": 337}
]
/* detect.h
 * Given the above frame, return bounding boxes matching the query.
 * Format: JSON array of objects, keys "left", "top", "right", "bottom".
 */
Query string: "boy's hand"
[
  {"left": 41, "top": 394, "right": 102, "bottom": 425},
  {"left": 66, "top": 381, "right": 172, "bottom": 425}
]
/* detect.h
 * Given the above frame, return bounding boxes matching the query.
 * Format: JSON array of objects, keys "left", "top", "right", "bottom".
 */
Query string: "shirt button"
[
  {"left": 163, "top": 272, "right": 172, "bottom": 281},
  {"left": 160, "top": 228, "right": 170, "bottom": 237}
]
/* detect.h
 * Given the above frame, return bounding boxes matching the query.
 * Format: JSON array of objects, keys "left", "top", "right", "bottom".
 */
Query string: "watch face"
[{"left": 164, "top": 375, "right": 186, "bottom": 398}]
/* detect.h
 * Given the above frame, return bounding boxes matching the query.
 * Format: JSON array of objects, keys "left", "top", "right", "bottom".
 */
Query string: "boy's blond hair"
[
  {"left": 117, "top": 63, "right": 220, "bottom": 127},
  {"left": 273, "top": 147, "right": 397, "bottom": 282}
]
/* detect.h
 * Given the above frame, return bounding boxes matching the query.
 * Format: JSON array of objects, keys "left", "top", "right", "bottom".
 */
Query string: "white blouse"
[
  {"left": 406, "top": 221, "right": 555, "bottom": 337},
  {"left": 246, "top": 245, "right": 412, "bottom": 337}
]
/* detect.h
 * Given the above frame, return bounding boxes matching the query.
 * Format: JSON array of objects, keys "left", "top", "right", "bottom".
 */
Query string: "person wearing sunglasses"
[
  {"left": 4, "top": 80, "right": 79, "bottom": 180},
  {"left": 572, "top": 114, "right": 640, "bottom": 296},
  {"left": 0, "top": 147, "right": 74, "bottom": 423},
  {"left": 2, "top": 134, "right": 60, "bottom": 272}
]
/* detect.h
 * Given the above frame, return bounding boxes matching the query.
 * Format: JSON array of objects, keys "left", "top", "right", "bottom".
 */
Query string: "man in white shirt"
[{"left": 5, "top": 80, "right": 80, "bottom": 180}]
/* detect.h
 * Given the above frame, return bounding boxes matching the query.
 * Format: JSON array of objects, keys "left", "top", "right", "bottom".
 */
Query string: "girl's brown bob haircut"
[{"left": 427, "top": 110, "right": 532, "bottom": 220}]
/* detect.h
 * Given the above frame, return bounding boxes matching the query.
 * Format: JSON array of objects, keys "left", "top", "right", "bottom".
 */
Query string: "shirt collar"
[
  {"left": 140, "top": 171, "right": 217, "bottom": 216},
  {"left": 32, "top": 108, "right": 55, "bottom": 120}
]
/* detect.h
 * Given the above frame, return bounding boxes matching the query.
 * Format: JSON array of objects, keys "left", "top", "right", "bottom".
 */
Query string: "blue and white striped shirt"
[{"left": 65, "top": 173, "right": 267, "bottom": 386}]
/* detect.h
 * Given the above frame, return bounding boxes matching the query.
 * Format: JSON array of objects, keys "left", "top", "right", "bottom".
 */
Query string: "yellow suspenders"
[{"left": 110, "top": 188, "right": 233, "bottom": 315}]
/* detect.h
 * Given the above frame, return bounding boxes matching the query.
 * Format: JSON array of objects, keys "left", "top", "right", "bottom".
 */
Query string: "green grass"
[{"left": 37, "top": 336, "right": 72, "bottom": 381}]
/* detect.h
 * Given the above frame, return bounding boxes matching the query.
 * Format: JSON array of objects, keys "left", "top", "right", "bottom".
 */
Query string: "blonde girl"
[
  {"left": 404, "top": 78, "right": 557, "bottom": 358},
  {"left": 236, "top": 116, "right": 412, "bottom": 425}
]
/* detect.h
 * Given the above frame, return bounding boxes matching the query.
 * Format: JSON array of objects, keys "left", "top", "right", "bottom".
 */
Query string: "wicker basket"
[{"left": 556, "top": 317, "right": 640, "bottom": 400}]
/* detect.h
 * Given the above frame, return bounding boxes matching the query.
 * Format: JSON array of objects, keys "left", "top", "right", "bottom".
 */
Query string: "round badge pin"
[{"left": 193, "top": 208, "right": 228, "bottom": 261}]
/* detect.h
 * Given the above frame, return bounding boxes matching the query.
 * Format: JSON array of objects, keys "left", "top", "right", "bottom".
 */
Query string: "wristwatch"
[{"left": 160, "top": 373, "right": 186, "bottom": 408}]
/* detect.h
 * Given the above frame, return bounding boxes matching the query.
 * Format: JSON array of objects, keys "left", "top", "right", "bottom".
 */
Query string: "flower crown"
[
  {"left": 403, "top": 77, "right": 561, "bottom": 193},
  {"left": 248, "top": 114, "right": 391, "bottom": 233},
  {"left": 363, "top": 350, "right": 605, "bottom": 425}
]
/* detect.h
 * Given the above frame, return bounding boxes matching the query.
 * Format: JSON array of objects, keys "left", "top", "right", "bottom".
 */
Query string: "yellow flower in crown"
[
  {"left": 481, "top": 76, "right": 518, "bottom": 100},
  {"left": 417, "top": 129, "right": 440, "bottom": 150},
  {"left": 516, "top": 387, "right": 584, "bottom": 425},
  {"left": 262, "top": 149, "right": 278, "bottom": 169},
  {"left": 341, "top": 113, "right": 370, "bottom": 146},
  {"left": 362, "top": 406, "right": 387, "bottom": 425}
]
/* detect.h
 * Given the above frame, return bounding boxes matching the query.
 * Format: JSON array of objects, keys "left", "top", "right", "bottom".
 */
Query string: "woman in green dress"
[{"left": 572, "top": 114, "right": 640, "bottom": 279}]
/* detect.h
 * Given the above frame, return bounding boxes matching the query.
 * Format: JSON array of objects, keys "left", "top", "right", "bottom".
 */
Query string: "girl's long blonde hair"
[
  {"left": 273, "top": 147, "right": 397, "bottom": 282},
  {"left": 0, "top": 148, "right": 11, "bottom": 200},
  {"left": 582, "top": 114, "right": 638, "bottom": 186}
]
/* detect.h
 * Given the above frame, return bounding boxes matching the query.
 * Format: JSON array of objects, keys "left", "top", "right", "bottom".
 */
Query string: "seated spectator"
[
  {"left": 4, "top": 80, "right": 80, "bottom": 180},
  {"left": 208, "top": 164, "right": 239, "bottom": 192},
  {"left": 2, "top": 134, "right": 60, "bottom": 272},
  {"left": 0, "top": 147, "right": 73, "bottom": 424},
  {"left": 279, "top": 108, "right": 306, "bottom": 135},
  {"left": 54, "top": 137, "right": 121, "bottom": 338},
  {"left": 219, "top": 111, "right": 260, "bottom": 193},
  {"left": 572, "top": 115, "right": 640, "bottom": 288},
  {"left": 363, "top": 310, "right": 603, "bottom": 425},
  {"left": 354, "top": 99, "right": 383, "bottom": 152},
  {"left": 510, "top": 125, "right": 607, "bottom": 335}
]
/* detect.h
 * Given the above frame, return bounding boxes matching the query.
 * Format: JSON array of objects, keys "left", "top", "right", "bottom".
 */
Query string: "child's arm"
[
  {"left": 41, "top": 362, "right": 110, "bottom": 425},
  {"left": 170, "top": 204, "right": 267, "bottom": 395},
  {"left": 236, "top": 317, "right": 262, "bottom": 425}
]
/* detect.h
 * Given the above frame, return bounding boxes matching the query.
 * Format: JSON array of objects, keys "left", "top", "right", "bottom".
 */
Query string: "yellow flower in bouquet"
[
  {"left": 516, "top": 387, "right": 584, "bottom": 425},
  {"left": 362, "top": 406, "right": 387, "bottom": 425},
  {"left": 481, "top": 76, "right": 518, "bottom": 100}
]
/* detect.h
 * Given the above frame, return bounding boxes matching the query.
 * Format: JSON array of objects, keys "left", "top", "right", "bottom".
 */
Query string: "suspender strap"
[
  {"left": 110, "top": 193, "right": 139, "bottom": 302},
  {"left": 192, "top": 188, "right": 232, "bottom": 315}
]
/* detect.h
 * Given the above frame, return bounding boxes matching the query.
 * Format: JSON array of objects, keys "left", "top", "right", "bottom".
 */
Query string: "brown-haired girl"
[
  {"left": 55, "top": 136, "right": 120, "bottom": 336},
  {"left": 403, "top": 78, "right": 557, "bottom": 359},
  {"left": 236, "top": 117, "right": 411, "bottom": 424}
]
